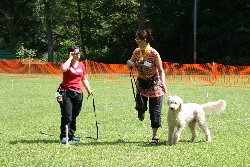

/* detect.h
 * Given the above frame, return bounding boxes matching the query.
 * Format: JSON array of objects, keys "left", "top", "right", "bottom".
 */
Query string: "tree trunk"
[
  {"left": 180, "top": 34, "right": 184, "bottom": 61},
  {"left": 192, "top": 0, "right": 200, "bottom": 64},
  {"left": 77, "top": 0, "right": 87, "bottom": 60},
  {"left": 44, "top": 2, "right": 53, "bottom": 62},
  {"left": 139, "top": 0, "right": 146, "bottom": 30},
  {"left": 6, "top": 0, "right": 15, "bottom": 50}
]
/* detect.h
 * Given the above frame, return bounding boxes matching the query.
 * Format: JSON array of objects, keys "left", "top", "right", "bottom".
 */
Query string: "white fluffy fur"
[{"left": 166, "top": 96, "right": 226, "bottom": 145}]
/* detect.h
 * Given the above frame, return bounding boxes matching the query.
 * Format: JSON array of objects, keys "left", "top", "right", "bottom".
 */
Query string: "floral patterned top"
[{"left": 133, "top": 47, "right": 165, "bottom": 98}]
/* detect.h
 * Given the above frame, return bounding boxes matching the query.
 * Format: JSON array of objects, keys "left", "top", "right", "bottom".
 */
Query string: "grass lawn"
[{"left": 0, "top": 76, "right": 249, "bottom": 166}]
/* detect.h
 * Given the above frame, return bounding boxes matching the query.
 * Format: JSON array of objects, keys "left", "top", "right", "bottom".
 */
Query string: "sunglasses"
[
  {"left": 135, "top": 39, "right": 142, "bottom": 42},
  {"left": 72, "top": 52, "right": 81, "bottom": 56}
]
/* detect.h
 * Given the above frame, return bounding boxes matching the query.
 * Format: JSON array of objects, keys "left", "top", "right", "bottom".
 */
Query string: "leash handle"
[{"left": 87, "top": 92, "right": 93, "bottom": 100}]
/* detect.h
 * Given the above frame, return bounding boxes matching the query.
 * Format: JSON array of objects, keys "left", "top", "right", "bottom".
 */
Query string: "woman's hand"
[
  {"left": 127, "top": 60, "right": 135, "bottom": 70},
  {"left": 69, "top": 52, "right": 75, "bottom": 60},
  {"left": 87, "top": 91, "right": 93, "bottom": 98},
  {"left": 161, "top": 84, "right": 167, "bottom": 93}
]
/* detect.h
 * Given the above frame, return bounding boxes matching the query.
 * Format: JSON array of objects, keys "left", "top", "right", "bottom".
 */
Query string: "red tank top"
[{"left": 60, "top": 61, "right": 86, "bottom": 92}]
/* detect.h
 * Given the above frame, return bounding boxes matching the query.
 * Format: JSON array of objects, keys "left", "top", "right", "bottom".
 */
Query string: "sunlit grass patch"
[{"left": 0, "top": 76, "right": 249, "bottom": 166}]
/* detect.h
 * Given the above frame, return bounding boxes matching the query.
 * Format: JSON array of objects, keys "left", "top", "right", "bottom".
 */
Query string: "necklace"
[{"left": 139, "top": 44, "right": 151, "bottom": 63}]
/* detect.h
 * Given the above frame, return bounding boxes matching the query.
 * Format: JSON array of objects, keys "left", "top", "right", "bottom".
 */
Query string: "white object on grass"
[
  {"left": 206, "top": 86, "right": 208, "bottom": 97},
  {"left": 12, "top": 80, "right": 14, "bottom": 90},
  {"left": 65, "top": 125, "right": 70, "bottom": 147}
]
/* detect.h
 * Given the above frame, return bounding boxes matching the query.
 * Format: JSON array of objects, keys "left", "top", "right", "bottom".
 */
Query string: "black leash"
[
  {"left": 83, "top": 59, "right": 98, "bottom": 140},
  {"left": 86, "top": 94, "right": 98, "bottom": 140},
  {"left": 130, "top": 69, "right": 137, "bottom": 101},
  {"left": 129, "top": 66, "right": 156, "bottom": 100},
  {"left": 40, "top": 131, "right": 54, "bottom": 136}
]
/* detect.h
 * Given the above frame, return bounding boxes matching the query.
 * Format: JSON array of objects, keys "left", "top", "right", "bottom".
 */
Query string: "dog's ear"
[
  {"left": 178, "top": 102, "right": 182, "bottom": 111},
  {"left": 178, "top": 97, "right": 183, "bottom": 111}
]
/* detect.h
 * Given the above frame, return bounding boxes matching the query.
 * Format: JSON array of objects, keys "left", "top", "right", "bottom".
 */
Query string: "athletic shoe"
[
  {"left": 71, "top": 137, "right": 81, "bottom": 141},
  {"left": 61, "top": 137, "right": 67, "bottom": 143}
]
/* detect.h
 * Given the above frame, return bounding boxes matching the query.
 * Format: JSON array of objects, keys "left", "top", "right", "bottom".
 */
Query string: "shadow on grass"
[
  {"left": 141, "top": 139, "right": 205, "bottom": 147},
  {"left": 9, "top": 138, "right": 144, "bottom": 146},
  {"left": 73, "top": 139, "right": 144, "bottom": 146},
  {"left": 9, "top": 138, "right": 205, "bottom": 146},
  {"left": 72, "top": 139, "right": 194, "bottom": 147},
  {"left": 9, "top": 139, "right": 60, "bottom": 145}
]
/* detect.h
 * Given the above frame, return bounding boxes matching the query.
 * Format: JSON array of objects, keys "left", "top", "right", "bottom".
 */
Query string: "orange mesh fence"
[
  {"left": 0, "top": 59, "right": 249, "bottom": 87},
  {"left": 162, "top": 62, "right": 250, "bottom": 86}
]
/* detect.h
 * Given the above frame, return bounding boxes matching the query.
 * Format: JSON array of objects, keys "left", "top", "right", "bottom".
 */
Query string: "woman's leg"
[
  {"left": 135, "top": 93, "right": 148, "bottom": 121},
  {"left": 152, "top": 128, "right": 158, "bottom": 139},
  {"left": 70, "top": 94, "right": 83, "bottom": 139},
  {"left": 149, "top": 96, "right": 163, "bottom": 143},
  {"left": 60, "top": 96, "right": 73, "bottom": 140}
]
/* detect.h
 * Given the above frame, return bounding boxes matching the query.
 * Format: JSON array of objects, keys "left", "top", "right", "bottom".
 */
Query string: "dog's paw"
[{"left": 166, "top": 142, "right": 173, "bottom": 145}]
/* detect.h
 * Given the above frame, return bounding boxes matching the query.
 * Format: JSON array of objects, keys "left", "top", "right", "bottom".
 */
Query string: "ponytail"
[{"left": 136, "top": 29, "right": 154, "bottom": 43}]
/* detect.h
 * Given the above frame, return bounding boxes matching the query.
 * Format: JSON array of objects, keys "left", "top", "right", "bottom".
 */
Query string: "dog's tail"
[{"left": 202, "top": 100, "right": 226, "bottom": 115}]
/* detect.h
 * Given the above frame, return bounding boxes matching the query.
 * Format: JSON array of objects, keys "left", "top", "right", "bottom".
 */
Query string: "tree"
[
  {"left": 139, "top": 0, "right": 146, "bottom": 30},
  {"left": 78, "top": 0, "right": 138, "bottom": 63},
  {"left": 192, "top": 0, "right": 200, "bottom": 64},
  {"left": 0, "top": 0, "right": 249, "bottom": 65},
  {"left": 77, "top": 0, "right": 87, "bottom": 59},
  {"left": 198, "top": 0, "right": 250, "bottom": 65},
  {"left": 5, "top": 0, "right": 16, "bottom": 50},
  {"left": 43, "top": 1, "right": 54, "bottom": 62},
  {"left": 146, "top": 0, "right": 194, "bottom": 63},
  {"left": 0, "top": 0, "right": 47, "bottom": 54}
]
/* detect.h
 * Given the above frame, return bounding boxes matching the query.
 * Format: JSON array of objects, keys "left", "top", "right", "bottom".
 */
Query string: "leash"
[
  {"left": 40, "top": 131, "right": 54, "bottom": 136},
  {"left": 84, "top": 59, "right": 98, "bottom": 140},
  {"left": 130, "top": 69, "right": 137, "bottom": 101},
  {"left": 86, "top": 94, "right": 99, "bottom": 140},
  {"left": 129, "top": 65, "right": 156, "bottom": 100}
]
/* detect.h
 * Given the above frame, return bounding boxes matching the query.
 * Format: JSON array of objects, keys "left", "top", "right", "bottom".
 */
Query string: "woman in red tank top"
[{"left": 57, "top": 45, "right": 92, "bottom": 143}]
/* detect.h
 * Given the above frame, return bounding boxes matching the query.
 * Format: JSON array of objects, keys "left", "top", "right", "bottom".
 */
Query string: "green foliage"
[
  {"left": 0, "top": 76, "right": 249, "bottom": 166},
  {"left": 198, "top": 0, "right": 250, "bottom": 65},
  {"left": 146, "top": 0, "right": 194, "bottom": 63},
  {"left": 85, "top": 45, "right": 110, "bottom": 62},
  {"left": 54, "top": 39, "right": 80, "bottom": 63},
  {"left": 79, "top": 0, "right": 138, "bottom": 63},
  {"left": 0, "top": 0, "right": 249, "bottom": 65},
  {"left": 15, "top": 45, "right": 37, "bottom": 59}
]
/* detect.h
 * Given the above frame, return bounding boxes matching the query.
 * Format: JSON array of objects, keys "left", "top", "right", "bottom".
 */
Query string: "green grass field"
[{"left": 0, "top": 76, "right": 249, "bottom": 166}]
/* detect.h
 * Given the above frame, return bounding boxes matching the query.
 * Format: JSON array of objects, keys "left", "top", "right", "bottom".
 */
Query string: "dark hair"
[
  {"left": 67, "top": 45, "right": 79, "bottom": 55},
  {"left": 135, "top": 29, "right": 154, "bottom": 43}
]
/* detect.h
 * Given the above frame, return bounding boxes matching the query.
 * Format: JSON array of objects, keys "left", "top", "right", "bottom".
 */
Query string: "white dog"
[{"left": 166, "top": 96, "right": 226, "bottom": 145}]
